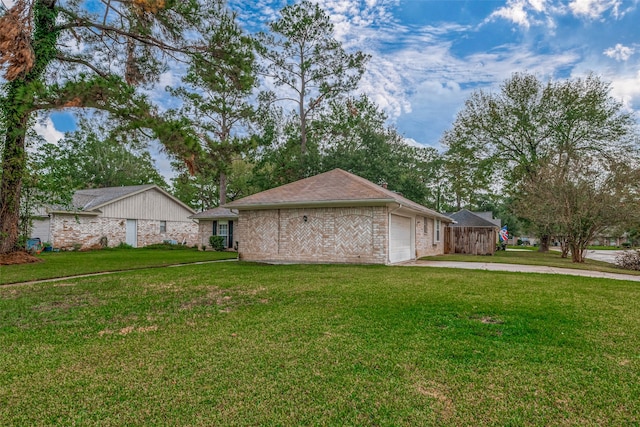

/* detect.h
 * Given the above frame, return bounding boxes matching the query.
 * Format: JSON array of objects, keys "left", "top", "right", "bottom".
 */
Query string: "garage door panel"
[{"left": 389, "top": 214, "right": 411, "bottom": 263}]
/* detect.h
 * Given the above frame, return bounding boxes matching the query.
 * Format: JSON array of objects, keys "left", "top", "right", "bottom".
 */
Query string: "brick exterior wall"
[
  {"left": 237, "top": 207, "right": 389, "bottom": 264},
  {"left": 415, "top": 216, "right": 445, "bottom": 257},
  {"left": 50, "top": 214, "right": 198, "bottom": 250}
]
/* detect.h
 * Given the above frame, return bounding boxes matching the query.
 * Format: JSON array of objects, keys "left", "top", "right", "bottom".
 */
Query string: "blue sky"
[
  {"left": 37, "top": 0, "right": 640, "bottom": 172},
  {"left": 227, "top": 0, "right": 640, "bottom": 149}
]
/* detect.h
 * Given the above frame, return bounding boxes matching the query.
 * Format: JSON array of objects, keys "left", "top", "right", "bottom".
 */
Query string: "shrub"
[
  {"left": 209, "top": 235, "right": 225, "bottom": 251},
  {"left": 117, "top": 242, "right": 133, "bottom": 249},
  {"left": 615, "top": 250, "right": 640, "bottom": 271}
]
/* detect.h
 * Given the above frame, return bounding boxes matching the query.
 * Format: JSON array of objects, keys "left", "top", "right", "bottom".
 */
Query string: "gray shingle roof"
[
  {"left": 446, "top": 209, "right": 499, "bottom": 228},
  {"left": 190, "top": 207, "right": 238, "bottom": 220},
  {"left": 71, "top": 185, "right": 156, "bottom": 211}
]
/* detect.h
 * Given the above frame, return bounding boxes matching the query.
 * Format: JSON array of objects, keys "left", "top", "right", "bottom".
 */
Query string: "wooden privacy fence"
[{"left": 444, "top": 226, "right": 497, "bottom": 255}]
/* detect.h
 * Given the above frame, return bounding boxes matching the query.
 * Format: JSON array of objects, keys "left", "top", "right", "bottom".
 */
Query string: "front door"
[{"left": 126, "top": 219, "right": 137, "bottom": 247}]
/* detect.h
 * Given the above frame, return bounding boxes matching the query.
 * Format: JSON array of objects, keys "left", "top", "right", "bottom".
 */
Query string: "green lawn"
[
  {"left": 1, "top": 262, "right": 639, "bottom": 425},
  {"left": 0, "top": 248, "right": 237, "bottom": 284},
  {"left": 422, "top": 249, "right": 640, "bottom": 276}
]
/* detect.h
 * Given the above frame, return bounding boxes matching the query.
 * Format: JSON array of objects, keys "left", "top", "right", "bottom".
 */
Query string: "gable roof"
[
  {"left": 190, "top": 207, "right": 238, "bottom": 220},
  {"left": 224, "top": 168, "right": 452, "bottom": 221},
  {"left": 49, "top": 185, "right": 195, "bottom": 214},
  {"left": 446, "top": 209, "right": 499, "bottom": 228}
]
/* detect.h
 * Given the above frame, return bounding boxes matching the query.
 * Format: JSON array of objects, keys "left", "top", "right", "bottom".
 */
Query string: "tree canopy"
[
  {"left": 255, "top": 0, "right": 369, "bottom": 158},
  {"left": 442, "top": 72, "right": 639, "bottom": 258},
  {"left": 0, "top": 0, "right": 240, "bottom": 253}
]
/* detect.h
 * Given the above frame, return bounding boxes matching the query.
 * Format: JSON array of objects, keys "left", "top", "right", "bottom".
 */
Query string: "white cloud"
[
  {"left": 591, "top": 68, "right": 640, "bottom": 113},
  {"left": 528, "top": 0, "right": 548, "bottom": 12},
  {"left": 490, "top": 0, "right": 532, "bottom": 28},
  {"left": 33, "top": 117, "right": 64, "bottom": 144},
  {"left": 486, "top": 0, "right": 567, "bottom": 29},
  {"left": 568, "top": 0, "right": 624, "bottom": 19},
  {"left": 603, "top": 43, "right": 635, "bottom": 61}
]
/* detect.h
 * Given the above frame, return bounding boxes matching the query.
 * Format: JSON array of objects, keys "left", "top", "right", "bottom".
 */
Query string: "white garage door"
[{"left": 389, "top": 214, "right": 412, "bottom": 263}]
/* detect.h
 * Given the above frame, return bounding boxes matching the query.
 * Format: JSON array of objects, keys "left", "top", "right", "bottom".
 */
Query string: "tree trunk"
[
  {"left": 559, "top": 237, "right": 569, "bottom": 258},
  {"left": 538, "top": 234, "right": 551, "bottom": 252},
  {"left": 0, "top": 0, "right": 59, "bottom": 254},
  {"left": 570, "top": 242, "right": 586, "bottom": 263},
  {"left": 299, "top": 49, "right": 307, "bottom": 157},
  {"left": 0, "top": 111, "right": 30, "bottom": 253},
  {"left": 299, "top": 91, "right": 307, "bottom": 157},
  {"left": 219, "top": 172, "right": 227, "bottom": 206}
]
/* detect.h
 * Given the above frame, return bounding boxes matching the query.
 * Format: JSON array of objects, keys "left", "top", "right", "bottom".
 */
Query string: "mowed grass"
[
  {"left": 1, "top": 262, "right": 639, "bottom": 425},
  {"left": 423, "top": 249, "right": 640, "bottom": 276},
  {"left": 0, "top": 248, "right": 237, "bottom": 284}
]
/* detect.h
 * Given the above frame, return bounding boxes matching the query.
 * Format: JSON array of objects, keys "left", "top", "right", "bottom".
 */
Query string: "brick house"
[
  {"left": 189, "top": 207, "right": 238, "bottom": 250},
  {"left": 30, "top": 185, "right": 199, "bottom": 250},
  {"left": 223, "top": 168, "right": 453, "bottom": 264}
]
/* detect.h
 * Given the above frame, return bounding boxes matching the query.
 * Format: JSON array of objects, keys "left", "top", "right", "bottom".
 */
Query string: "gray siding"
[
  {"left": 31, "top": 217, "right": 51, "bottom": 242},
  {"left": 99, "top": 189, "right": 193, "bottom": 221}
]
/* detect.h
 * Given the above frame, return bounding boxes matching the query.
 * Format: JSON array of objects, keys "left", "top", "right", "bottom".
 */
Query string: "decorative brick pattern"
[
  {"left": 238, "top": 207, "right": 388, "bottom": 264},
  {"left": 281, "top": 213, "right": 325, "bottom": 255},
  {"left": 238, "top": 210, "right": 279, "bottom": 257},
  {"left": 49, "top": 214, "right": 198, "bottom": 250},
  {"left": 334, "top": 214, "right": 373, "bottom": 256}
]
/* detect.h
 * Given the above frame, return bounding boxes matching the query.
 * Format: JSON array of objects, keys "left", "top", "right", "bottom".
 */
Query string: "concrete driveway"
[
  {"left": 549, "top": 248, "right": 630, "bottom": 264},
  {"left": 406, "top": 259, "right": 640, "bottom": 282},
  {"left": 584, "top": 249, "right": 628, "bottom": 264}
]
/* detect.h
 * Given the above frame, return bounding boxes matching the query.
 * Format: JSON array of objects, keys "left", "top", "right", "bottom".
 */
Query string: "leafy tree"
[
  {"left": 34, "top": 122, "right": 168, "bottom": 190},
  {"left": 441, "top": 128, "right": 495, "bottom": 210},
  {"left": 515, "top": 154, "right": 640, "bottom": 262},
  {"left": 255, "top": 0, "right": 369, "bottom": 158},
  {"left": 172, "top": 156, "right": 261, "bottom": 211},
  {"left": 0, "top": 0, "right": 232, "bottom": 253},
  {"left": 316, "top": 95, "right": 440, "bottom": 206},
  {"left": 250, "top": 114, "right": 323, "bottom": 190},
  {"left": 171, "top": 164, "right": 219, "bottom": 211},
  {"left": 443, "top": 73, "right": 637, "bottom": 252},
  {"left": 169, "top": 7, "right": 256, "bottom": 206}
]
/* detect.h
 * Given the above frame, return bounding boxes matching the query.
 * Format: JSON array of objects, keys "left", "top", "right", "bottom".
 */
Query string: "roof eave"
[
  {"left": 48, "top": 210, "right": 101, "bottom": 216},
  {"left": 224, "top": 198, "right": 396, "bottom": 210}
]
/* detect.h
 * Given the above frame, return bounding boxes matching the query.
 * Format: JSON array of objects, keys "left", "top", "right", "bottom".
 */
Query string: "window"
[
  {"left": 160, "top": 221, "right": 167, "bottom": 233},
  {"left": 218, "top": 221, "right": 228, "bottom": 245},
  {"left": 434, "top": 219, "right": 441, "bottom": 243},
  {"left": 424, "top": 216, "right": 428, "bottom": 234},
  {"left": 218, "top": 221, "right": 228, "bottom": 236}
]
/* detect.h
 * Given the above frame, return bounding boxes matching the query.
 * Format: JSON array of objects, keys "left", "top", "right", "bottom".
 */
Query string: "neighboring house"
[
  {"left": 223, "top": 168, "right": 453, "bottom": 265},
  {"left": 189, "top": 207, "right": 238, "bottom": 250},
  {"left": 30, "top": 185, "right": 198, "bottom": 249},
  {"left": 471, "top": 211, "right": 501, "bottom": 228},
  {"left": 589, "top": 228, "right": 629, "bottom": 247},
  {"left": 444, "top": 209, "right": 500, "bottom": 255}
]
